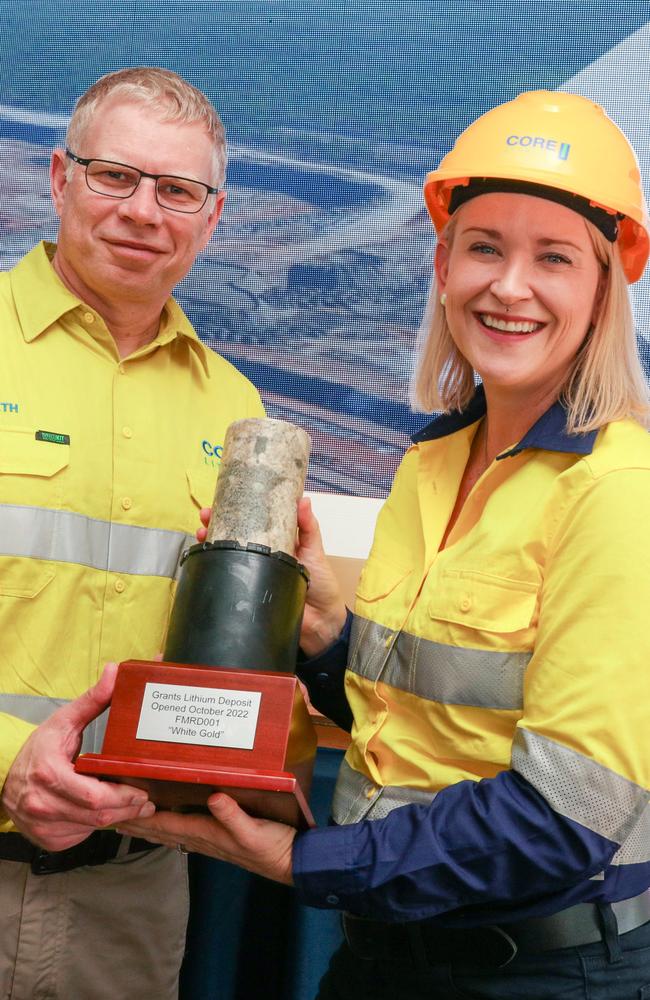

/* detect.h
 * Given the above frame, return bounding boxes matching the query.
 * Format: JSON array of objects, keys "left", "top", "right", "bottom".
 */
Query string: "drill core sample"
[{"left": 207, "top": 418, "right": 311, "bottom": 554}]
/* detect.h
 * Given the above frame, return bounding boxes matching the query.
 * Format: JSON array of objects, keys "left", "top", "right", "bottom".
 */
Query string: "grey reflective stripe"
[
  {"left": 0, "top": 503, "right": 191, "bottom": 579},
  {"left": 332, "top": 757, "right": 436, "bottom": 825},
  {"left": 611, "top": 803, "right": 650, "bottom": 866},
  {"left": 0, "top": 693, "right": 108, "bottom": 754},
  {"left": 0, "top": 692, "right": 68, "bottom": 725},
  {"left": 512, "top": 728, "right": 648, "bottom": 846},
  {"left": 349, "top": 614, "right": 528, "bottom": 710},
  {"left": 80, "top": 711, "right": 109, "bottom": 754}
]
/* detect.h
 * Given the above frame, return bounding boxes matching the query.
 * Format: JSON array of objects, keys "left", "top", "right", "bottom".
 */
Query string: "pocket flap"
[
  {"left": 0, "top": 557, "right": 55, "bottom": 599},
  {"left": 186, "top": 468, "right": 219, "bottom": 511},
  {"left": 0, "top": 428, "right": 69, "bottom": 477},
  {"left": 356, "top": 557, "right": 411, "bottom": 603},
  {"left": 428, "top": 571, "right": 537, "bottom": 633}
]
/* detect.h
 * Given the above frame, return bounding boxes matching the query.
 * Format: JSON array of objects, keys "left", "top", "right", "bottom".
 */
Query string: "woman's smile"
[{"left": 476, "top": 311, "right": 545, "bottom": 338}]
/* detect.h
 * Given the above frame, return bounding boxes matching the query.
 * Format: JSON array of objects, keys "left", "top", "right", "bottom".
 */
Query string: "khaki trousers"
[{"left": 0, "top": 844, "right": 189, "bottom": 1000}]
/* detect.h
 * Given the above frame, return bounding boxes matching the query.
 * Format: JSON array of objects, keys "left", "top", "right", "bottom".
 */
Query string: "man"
[{"left": 0, "top": 67, "right": 264, "bottom": 999}]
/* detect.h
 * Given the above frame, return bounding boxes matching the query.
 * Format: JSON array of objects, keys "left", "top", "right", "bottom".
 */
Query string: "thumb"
[
  {"left": 297, "top": 497, "right": 325, "bottom": 553},
  {"left": 297, "top": 495, "right": 314, "bottom": 533},
  {"left": 206, "top": 792, "right": 247, "bottom": 829},
  {"left": 57, "top": 661, "right": 119, "bottom": 735}
]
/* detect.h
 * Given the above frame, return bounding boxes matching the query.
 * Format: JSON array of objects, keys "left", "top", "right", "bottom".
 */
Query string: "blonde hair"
[
  {"left": 66, "top": 67, "right": 227, "bottom": 186},
  {"left": 412, "top": 215, "right": 650, "bottom": 433}
]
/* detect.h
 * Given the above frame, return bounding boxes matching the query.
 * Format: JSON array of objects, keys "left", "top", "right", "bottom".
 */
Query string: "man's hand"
[
  {"left": 118, "top": 793, "right": 296, "bottom": 884},
  {"left": 1, "top": 663, "right": 155, "bottom": 852},
  {"left": 196, "top": 507, "right": 211, "bottom": 543}
]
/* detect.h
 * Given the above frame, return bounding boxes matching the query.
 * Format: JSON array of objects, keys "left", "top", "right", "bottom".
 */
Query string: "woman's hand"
[
  {"left": 196, "top": 498, "right": 347, "bottom": 657},
  {"left": 296, "top": 497, "right": 347, "bottom": 657},
  {"left": 118, "top": 794, "right": 296, "bottom": 884}
]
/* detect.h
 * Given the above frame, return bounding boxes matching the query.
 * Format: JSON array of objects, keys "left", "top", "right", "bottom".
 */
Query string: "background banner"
[{"left": 2, "top": 1, "right": 649, "bottom": 506}]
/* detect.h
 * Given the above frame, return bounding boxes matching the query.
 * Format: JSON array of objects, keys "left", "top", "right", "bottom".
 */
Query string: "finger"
[
  {"left": 28, "top": 824, "right": 105, "bottom": 853},
  {"left": 118, "top": 809, "right": 204, "bottom": 842},
  {"left": 42, "top": 799, "right": 154, "bottom": 834},
  {"left": 100, "top": 799, "right": 157, "bottom": 825},
  {"left": 47, "top": 768, "right": 153, "bottom": 820},
  {"left": 22, "top": 796, "right": 155, "bottom": 851},
  {"left": 195, "top": 507, "right": 212, "bottom": 542}
]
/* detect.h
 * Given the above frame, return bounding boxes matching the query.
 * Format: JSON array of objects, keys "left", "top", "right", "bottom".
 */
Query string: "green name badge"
[{"left": 35, "top": 430, "right": 70, "bottom": 445}]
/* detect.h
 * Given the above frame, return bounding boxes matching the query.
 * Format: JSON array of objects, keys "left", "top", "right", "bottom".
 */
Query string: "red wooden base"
[
  {"left": 75, "top": 660, "right": 317, "bottom": 829},
  {"left": 76, "top": 754, "right": 314, "bottom": 829}
]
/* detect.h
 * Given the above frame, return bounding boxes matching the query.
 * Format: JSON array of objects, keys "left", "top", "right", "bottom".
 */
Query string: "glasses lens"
[
  {"left": 86, "top": 160, "right": 140, "bottom": 198},
  {"left": 156, "top": 177, "right": 208, "bottom": 213}
]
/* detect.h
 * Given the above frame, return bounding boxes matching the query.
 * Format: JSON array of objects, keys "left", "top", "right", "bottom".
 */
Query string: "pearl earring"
[{"left": 440, "top": 293, "right": 447, "bottom": 307}]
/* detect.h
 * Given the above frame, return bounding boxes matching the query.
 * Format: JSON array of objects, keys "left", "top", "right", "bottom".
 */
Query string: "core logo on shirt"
[
  {"left": 506, "top": 134, "right": 571, "bottom": 161},
  {"left": 1, "top": 402, "right": 19, "bottom": 413},
  {"left": 202, "top": 439, "right": 224, "bottom": 468}
]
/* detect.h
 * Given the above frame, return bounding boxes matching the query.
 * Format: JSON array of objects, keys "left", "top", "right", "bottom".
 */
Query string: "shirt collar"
[
  {"left": 411, "top": 384, "right": 598, "bottom": 457},
  {"left": 155, "top": 296, "right": 211, "bottom": 377},
  {"left": 12, "top": 241, "right": 211, "bottom": 377},
  {"left": 12, "top": 242, "right": 81, "bottom": 341}
]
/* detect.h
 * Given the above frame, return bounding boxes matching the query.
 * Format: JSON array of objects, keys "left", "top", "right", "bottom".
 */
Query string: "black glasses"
[{"left": 65, "top": 149, "right": 222, "bottom": 214}]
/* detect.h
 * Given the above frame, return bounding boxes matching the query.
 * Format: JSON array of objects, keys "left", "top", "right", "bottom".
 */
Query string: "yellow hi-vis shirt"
[
  {"left": 0, "top": 242, "right": 264, "bottom": 822},
  {"left": 293, "top": 391, "right": 649, "bottom": 919},
  {"left": 333, "top": 393, "right": 650, "bottom": 865}
]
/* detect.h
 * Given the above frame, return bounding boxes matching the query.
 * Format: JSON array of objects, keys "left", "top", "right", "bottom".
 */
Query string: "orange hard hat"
[{"left": 423, "top": 91, "right": 649, "bottom": 283}]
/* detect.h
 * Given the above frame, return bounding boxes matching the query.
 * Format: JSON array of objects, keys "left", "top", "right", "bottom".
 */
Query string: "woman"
[{"left": 122, "top": 92, "right": 650, "bottom": 999}]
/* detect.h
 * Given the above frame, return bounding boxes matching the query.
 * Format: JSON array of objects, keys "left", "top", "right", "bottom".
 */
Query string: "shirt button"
[
  {"left": 115, "top": 579, "right": 125, "bottom": 593},
  {"left": 122, "top": 426, "right": 133, "bottom": 439},
  {"left": 316, "top": 672, "right": 329, "bottom": 686},
  {"left": 83, "top": 311, "right": 94, "bottom": 324},
  {"left": 460, "top": 597, "right": 471, "bottom": 612},
  {"left": 325, "top": 894, "right": 339, "bottom": 906},
  {"left": 121, "top": 497, "right": 132, "bottom": 510},
  {"left": 365, "top": 785, "right": 377, "bottom": 799},
  {"left": 118, "top": 364, "right": 126, "bottom": 375}
]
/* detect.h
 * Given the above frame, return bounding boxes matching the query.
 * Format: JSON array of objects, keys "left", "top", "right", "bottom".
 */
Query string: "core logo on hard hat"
[{"left": 506, "top": 135, "right": 571, "bottom": 161}]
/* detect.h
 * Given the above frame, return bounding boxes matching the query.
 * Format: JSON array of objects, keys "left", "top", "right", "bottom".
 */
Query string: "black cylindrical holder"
[{"left": 164, "top": 541, "right": 309, "bottom": 674}]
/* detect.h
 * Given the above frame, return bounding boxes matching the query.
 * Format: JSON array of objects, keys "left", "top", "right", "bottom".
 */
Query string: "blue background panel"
[{"left": 2, "top": 1, "right": 650, "bottom": 496}]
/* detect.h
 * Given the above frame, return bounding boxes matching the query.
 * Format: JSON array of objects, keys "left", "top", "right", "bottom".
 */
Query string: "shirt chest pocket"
[
  {"left": 0, "top": 427, "right": 70, "bottom": 509},
  {"left": 0, "top": 429, "right": 70, "bottom": 598},
  {"left": 355, "top": 557, "right": 412, "bottom": 627},
  {"left": 186, "top": 468, "right": 219, "bottom": 513},
  {"left": 427, "top": 570, "right": 538, "bottom": 634}
]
